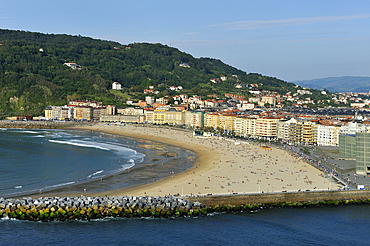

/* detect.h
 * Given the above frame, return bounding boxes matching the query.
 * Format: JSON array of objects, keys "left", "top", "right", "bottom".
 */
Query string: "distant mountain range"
[{"left": 292, "top": 76, "right": 370, "bottom": 93}]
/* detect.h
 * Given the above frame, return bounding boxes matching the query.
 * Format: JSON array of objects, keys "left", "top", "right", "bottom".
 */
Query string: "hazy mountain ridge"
[{"left": 292, "top": 76, "right": 370, "bottom": 93}]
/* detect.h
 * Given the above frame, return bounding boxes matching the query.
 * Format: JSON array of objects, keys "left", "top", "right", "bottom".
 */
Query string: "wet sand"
[{"left": 62, "top": 123, "right": 337, "bottom": 198}]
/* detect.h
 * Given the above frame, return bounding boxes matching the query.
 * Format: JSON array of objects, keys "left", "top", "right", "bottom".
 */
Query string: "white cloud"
[{"left": 208, "top": 14, "right": 370, "bottom": 30}]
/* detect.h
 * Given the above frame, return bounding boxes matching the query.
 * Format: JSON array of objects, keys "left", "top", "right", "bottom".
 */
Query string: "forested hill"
[{"left": 0, "top": 29, "right": 295, "bottom": 116}]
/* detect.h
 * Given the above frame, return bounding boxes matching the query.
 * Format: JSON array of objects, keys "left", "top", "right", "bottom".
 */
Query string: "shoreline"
[
  {"left": 3, "top": 121, "right": 339, "bottom": 199},
  {"left": 62, "top": 123, "right": 338, "bottom": 198},
  {"left": 67, "top": 123, "right": 221, "bottom": 198}
]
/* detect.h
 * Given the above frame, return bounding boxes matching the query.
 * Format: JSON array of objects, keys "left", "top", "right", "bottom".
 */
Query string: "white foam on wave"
[
  {"left": 48, "top": 139, "right": 146, "bottom": 161},
  {"left": 22, "top": 130, "right": 39, "bottom": 134},
  {"left": 34, "top": 135, "right": 45, "bottom": 138},
  {"left": 87, "top": 170, "right": 104, "bottom": 178},
  {"left": 15, "top": 186, "right": 22, "bottom": 189},
  {"left": 122, "top": 163, "right": 135, "bottom": 170},
  {"left": 46, "top": 181, "right": 75, "bottom": 189},
  {"left": 48, "top": 140, "right": 111, "bottom": 151}
]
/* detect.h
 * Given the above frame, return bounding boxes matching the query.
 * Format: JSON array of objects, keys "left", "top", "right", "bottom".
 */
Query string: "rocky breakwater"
[
  {"left": 0, "top": 196, "right": 206, "bottom": 221},
  {"left": 0, "top": 120, "right": 79, "bottom": 129}
]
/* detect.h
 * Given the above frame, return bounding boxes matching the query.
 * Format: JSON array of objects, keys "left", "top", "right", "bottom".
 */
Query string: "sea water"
[
  {"left": 1, "top": 128, "right": 369, "bottom": 245},
  {"left": 0, "top": 128, "right": 195, "bottom": 197},
  {"left": 0, "top": 205, "right": 369, "bottom": 245}
]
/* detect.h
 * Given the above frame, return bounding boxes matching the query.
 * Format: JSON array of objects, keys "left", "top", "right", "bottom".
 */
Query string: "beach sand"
[{"left": 64, "top": 123, "right": 338, "bottom": 198}]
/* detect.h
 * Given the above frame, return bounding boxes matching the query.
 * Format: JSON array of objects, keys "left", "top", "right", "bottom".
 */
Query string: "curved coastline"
[
  {"left": 62, "top": 123, "right": 338, "bottom": 198},
  {"left": 2, "top": 121, "right": 339, "bottom": 199},
  {"left": 67, "top": 123, "right": 221, "bottom": 198}
]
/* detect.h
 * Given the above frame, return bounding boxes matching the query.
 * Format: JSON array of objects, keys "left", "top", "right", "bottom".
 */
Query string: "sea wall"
[
  {"left": 188, "top": 190, "right": 370, "bottom": 206},
  {"left": 0, "top": 120, "right": 80, "bottom": 129},
  {"left": 0, "top": 196, "right": 205, "bottom": 221},
  {"left": 2, "top": 191, "right": 370, "bottom": 221}
]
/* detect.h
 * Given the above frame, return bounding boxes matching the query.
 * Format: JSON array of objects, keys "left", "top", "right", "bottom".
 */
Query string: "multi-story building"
[
  {"left": 44, "top": 106, "right": 73, "bottom": 120},
  {"left": 300, "top": 121, "right": 317, "bottom": 145},
  {"left": 277, "top": 118, "right": 297, "bottom": 141},
  {"left": 144, "top": 109, "right": 154, "bottom": 123},
  {"left": 316, "top": 124, "right": 340, "bottom": 146},
  {"left": 259, "top": 96, "right": 277, "bottom": 107},
  {"left": 205, "top": 113, "right": 220, "bottom": 130},
  {"left": 354, "top": 133, "right": 370, "bottom": 175},
  {"left": 92, "top": 107, "right": 104, "bottom": 121},
  {"left": 153, "top": 109, "right": 166, "bottom": 125},
  {"left": 340, "top": 122, "right": 367, "bottom": 135},
  {"left": 288, "top": 121, "right": 316, "bottom": 145},
  {"left": 68, "top": 99, "right": 102, "bottom": 108},
  {"left": 184, "top": 111, "right": 205, "bottom": 128},
  {"left": 255, "top": 117, "right": 280, "bottom": 139},
  {"left": 234, "top": 117, "right": 245, "bottom": 136},
  {"left": 145, "top": 96, "right": 155, "bottom": 105},
  {"left": 339, "top": 133, "right": 370, "bottom": 175},
  {"left": 106, "top": 105, "right": 116, "bottom": 115},
  {"left": 45, "top": 106, "right": 53, "bottom": 119},
  {"left": 219, "top": 114, "right": 237, "bottom": 132},
  {"left": 165, "top": 110, "right": 185, "bottom": 125},
  {"left": 74, "top": 106, "right": 93, "bottom": 121}
]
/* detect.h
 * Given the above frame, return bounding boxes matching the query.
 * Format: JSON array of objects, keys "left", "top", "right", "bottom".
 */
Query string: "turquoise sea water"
[{"left": 1, "top": 128, "right": 369, "bottom": 245}]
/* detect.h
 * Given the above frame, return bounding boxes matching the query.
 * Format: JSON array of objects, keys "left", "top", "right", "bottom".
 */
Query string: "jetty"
[{"left": 0, "top": 195, "right": 205, "bottom": 221}]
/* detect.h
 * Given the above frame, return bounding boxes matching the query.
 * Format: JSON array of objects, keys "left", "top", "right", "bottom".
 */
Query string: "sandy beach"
[{"left": 65, "top": 123, "right": 338, "bottom": 197}]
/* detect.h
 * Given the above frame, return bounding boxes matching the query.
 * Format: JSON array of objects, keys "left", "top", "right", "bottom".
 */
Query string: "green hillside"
[{"left": 0, "top": 29, "right": 297, "bottom": 117}]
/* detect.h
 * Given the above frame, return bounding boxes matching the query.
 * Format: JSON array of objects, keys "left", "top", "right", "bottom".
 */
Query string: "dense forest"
[{"left": 0, "top": 29, "right": 297, "bottom": 116}]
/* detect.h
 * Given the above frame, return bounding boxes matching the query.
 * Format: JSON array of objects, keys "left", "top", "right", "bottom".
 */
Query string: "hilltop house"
[{"left": 112, "top": 82, "right": 122, "bottom": 90}]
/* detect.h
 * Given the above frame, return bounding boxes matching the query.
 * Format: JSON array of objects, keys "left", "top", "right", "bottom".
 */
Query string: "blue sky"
[{"left": 1, "top": 0, "right": 369, "bottom": 81}]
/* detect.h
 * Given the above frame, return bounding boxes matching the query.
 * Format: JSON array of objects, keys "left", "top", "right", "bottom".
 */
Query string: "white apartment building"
[{"left": 316, "top": 124, "right": 340, "bottom": 146}]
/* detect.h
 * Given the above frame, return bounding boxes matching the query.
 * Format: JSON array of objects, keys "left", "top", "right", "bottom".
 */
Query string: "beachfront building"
[
  {"left": 44, "top": 106, "right": 74, "bottom": 120},
  {"left": 339, "top": 135, "right": 356, "bottom": 158},
  {"left": 165, "top": 110, "right": 185, "bottom": 125},
  {"left": 354, "top": 133, "right": 370, "bottom": 175},
  {"left": 205, "top": 113, "right": 220, "bottom": 130},
  {"left": 184, "top": 111, "right": 205, "bottom": 128},
  {"left": 277, "top": 118, "right": 297, "bottom": 142},
  {"left": 219, "top": 114, "right": 237, "bottom": 132},
  {"left": 45, "top": 106, "right": 52, "bottom": 119},
  {"left": 255, "top": 117, "right": 280, "bottom": 139},
  {"left": 234, "top": 117, "right": 245, "bottom": 136},
  {"left": 100, "top": 115, "right": 121, "bottom": 122},
  {"left": 288, "top": 121, "right": 317, "bottom": 145},
  {"left": 300, "top": 121, "right": 317, "bottom": 146},
  {"left": 233, "top": 116, "right": 256, "bottom": 137},
  {"left": 152, "top": 108, "right": 185, "bottom": 125},
  {"left": 339, "top": 133, "right": 370, "bottom": 175},
  {"left": 144, "top": 108, "right": 154, "bottom": 123},
  {"left": 105, "top": 105, "right": 116, "bottom": 115},
  {"left": 92, "top": 107, "right": 104, "bottom": 121},
  {"left": 316, "top": 124, "right": 340, "bottom": 146},
  {"left": 74, "top": 106, "right": 93, "bottom": 121},
  {"left": 153, "top": 109, "right": 166, "bottom": 124},
  {"left": 99, "top": 114, "right": 145, "bottom": 123}
]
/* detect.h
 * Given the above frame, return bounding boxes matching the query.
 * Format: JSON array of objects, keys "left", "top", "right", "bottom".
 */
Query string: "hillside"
[
  {"left": 0, "top": 29, "right": 298, "bottom": 116},
  {"left": 292, "top": 76, "right": 370, "bottom": 93}
]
